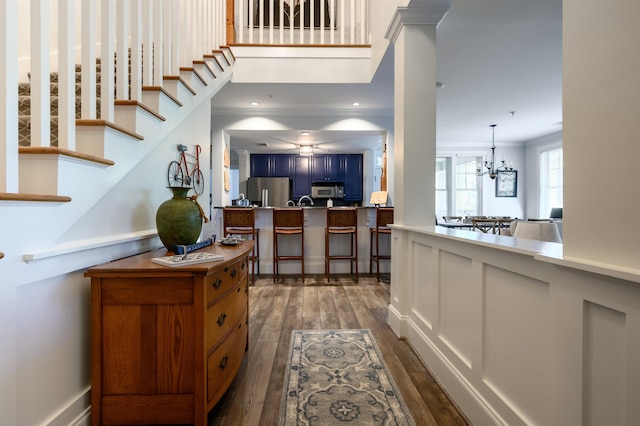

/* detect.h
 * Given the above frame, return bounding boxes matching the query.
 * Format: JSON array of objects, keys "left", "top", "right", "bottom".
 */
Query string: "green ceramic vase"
[{"left": 156, "top": 186, "right": 203, "bottom": 251}]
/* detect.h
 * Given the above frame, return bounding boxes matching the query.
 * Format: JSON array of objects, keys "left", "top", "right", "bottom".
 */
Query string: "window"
[
  {"left": 455, "top": 156, "right": 482, "bottom": 216},
  {"left": 435, "top": 157, "right": 451, "bottom": 220},
  {"left": 539, "top": 147, "right": 563, "bottom": 218},
  {"left": 435, "top": 155, "right": 483, "bottom": 218}
]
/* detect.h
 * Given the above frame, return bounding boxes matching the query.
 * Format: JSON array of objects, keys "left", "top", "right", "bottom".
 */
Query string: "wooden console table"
[{"left": 85, "top": 242, "right": 253, "bottom": 425}]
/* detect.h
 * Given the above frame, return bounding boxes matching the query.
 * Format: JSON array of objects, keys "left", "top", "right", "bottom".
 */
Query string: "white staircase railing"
[
  {"left": 235, "top": 0, "right": 369, "bottom": 45},
  {"left": 1, "top": 0, "right": 370, "bottom": 197},
  {"left": 1, "top": 0, "right": 227, "bottom": 195}
]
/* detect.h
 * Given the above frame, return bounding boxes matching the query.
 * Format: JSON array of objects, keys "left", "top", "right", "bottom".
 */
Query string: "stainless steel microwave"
[{"left": 311, "top": 183, "right": 344, "bottom": 199}]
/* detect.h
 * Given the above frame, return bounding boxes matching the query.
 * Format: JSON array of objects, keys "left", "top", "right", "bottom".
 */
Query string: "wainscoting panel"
[
  {"left": 482, "top": 265, "right": 552, "bottom": 425},
  {"left": 410, "top": 240, "right": 435, "bottom": 330},
  {"left": 438, "top": 250, "right": 474, "bottom": 368},
  {"left": 388, "top": 227, "right": 640, "bottom": 424},
  {"left": 582, "top": 301, "right": 625, "bottom": 425}
]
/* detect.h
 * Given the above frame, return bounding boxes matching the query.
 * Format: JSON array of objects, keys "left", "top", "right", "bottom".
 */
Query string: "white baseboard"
[
  {"left": 387, "top": 307, "right": 509, "bottom": 425},
  {"left": 43, "top": 387, "right": 90, "bottom": 426}
]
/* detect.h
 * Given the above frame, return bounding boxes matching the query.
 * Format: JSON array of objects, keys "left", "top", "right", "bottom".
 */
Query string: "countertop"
[{"left": 214, "top": 205, "right": 380, "bottom": 209}]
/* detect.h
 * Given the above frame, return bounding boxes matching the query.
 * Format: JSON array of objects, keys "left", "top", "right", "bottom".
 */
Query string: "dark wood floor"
[{"left": 208, "top": 274, "right": 469, "bottom": 425}]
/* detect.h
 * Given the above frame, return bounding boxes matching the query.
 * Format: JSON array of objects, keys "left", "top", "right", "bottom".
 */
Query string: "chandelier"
[{"left": 475, "top": 124, "right": 514, "bottom": 180}]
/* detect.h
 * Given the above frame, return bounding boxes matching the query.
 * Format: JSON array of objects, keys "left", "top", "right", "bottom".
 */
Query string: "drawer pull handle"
[
  {"left": 219, "top": 355, "right": 229, "bottom": 370},
  {"left": 217, "top": 312, "right": 227, "bottom": 326},
  {"left": 241, "top": 261, "right": 246, "bottom": 270},
  {"left": 231, "top": 269, "right": 238, "bottom": 278},
  {"left": 212, "top": 278, "right": 223, "bottom": 289}
]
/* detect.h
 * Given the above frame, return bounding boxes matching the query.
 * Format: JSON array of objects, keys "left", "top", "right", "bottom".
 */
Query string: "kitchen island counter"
[{"left": 212, "top": 206, "right": 390, "bottom": 276}]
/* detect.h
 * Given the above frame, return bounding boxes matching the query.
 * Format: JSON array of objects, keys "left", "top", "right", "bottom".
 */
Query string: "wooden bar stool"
[
  {"left": 369, "top": 207, "right": 393, "bottom": 282},
  {"left": 272, "top": 208, "right": 305, "bottom": 283},
  {"left": 223, "top": 207, "right": 259, "bottom": 283},
  {"left": 325, "top": 207, "right": 358, "bottom": 282}
]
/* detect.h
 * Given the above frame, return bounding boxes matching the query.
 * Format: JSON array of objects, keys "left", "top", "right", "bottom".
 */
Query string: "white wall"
[{"left": 368, "top": 0, "right": 398, "bottom": 77}]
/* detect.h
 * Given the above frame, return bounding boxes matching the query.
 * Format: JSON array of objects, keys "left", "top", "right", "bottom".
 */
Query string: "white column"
[
  {"left": 385, "top": 5, "right": 448, "bottom": 227},
  {"left": 563, "top": 0, "right": 640, "bottom": 270},
  {"left": 385, "top": 4, "right": 449, "bottom": 339}
]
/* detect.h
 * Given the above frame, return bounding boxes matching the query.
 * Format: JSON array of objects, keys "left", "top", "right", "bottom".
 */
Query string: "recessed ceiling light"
[
  {"left": 250, "top": 101, "right": 259, "bottom": 106},
  {"left": 352, "top": 102, "right": 360, "bottom": 106},
  {"left": 301, "top": 131, "right": 310, "bottom": 136}
]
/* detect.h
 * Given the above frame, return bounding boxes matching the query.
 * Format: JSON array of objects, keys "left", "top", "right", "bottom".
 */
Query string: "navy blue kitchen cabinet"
[
  {"left": 250, "top": 154, "right": 293, "bottom": 177},
  {"left": 272, "top": 155, "right": 293, "bottom": 177},
  {"left": 311, "top": 155, "right": 342, "bottom": 182},
  {"left": 292, "top": 156, "right": 312, "bottom": 198},
  {"left": 250, "top": 154, "right": 272, "bottom": 177},
  {"left": 342, "top": 154, "right": 363, "bottom": 202},
  {"left": 250, "top": 153, "right": 362, "bottom": 203}
]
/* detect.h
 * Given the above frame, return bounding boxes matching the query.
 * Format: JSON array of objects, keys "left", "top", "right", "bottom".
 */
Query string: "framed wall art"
[{"left": 496, "top": 170, "right": 517, "bottom": 197}]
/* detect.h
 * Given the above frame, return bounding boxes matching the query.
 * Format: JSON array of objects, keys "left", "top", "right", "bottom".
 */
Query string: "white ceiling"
[{"left": 212, "top": 0, "right": 562, "bottom": 154}]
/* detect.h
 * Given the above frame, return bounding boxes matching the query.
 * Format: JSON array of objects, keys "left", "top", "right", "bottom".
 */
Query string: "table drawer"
[
  {"left": 206, "top": 261, "right": 241, "bottom": 305},
  {"left": 207, "top": 315, "right": 247, "bottom": 404},
  {"left": 238, "top": 255, "right": 249, "bottom": 282},
  {"left": 205, "top": 285, "right": 247, "bottom": 350}
]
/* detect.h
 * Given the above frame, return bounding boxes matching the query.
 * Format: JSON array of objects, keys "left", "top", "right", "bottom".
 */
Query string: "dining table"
[
  {"left": 439, "top": 216, "right": 514, "bottom": 235},
  {"left": 471, "top": 217, "right": 514, "bottom": 234},
  {"left": 438, "top": 221, "right": 474, "bottom": 230}
]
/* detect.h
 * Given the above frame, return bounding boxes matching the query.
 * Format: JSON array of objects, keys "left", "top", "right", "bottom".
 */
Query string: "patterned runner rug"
[{"left": 279, "top": 329, "right": 416, "bottom": 425}]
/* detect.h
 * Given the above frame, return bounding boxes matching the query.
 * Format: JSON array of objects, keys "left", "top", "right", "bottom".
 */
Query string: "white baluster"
[
  {"left": 30, "top": 0, "right": 51, "bottom": 146},
  {"left": 0, "top": 0, "right": 19, "bottom": 192}
]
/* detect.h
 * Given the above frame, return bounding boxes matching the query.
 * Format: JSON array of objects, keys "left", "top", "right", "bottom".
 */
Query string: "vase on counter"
[{"left": 156, "top": 186, "right": 203, "bottom": 251}]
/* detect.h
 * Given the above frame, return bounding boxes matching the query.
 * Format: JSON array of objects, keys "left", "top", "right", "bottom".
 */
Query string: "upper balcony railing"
[{"left": 230, "top": 0, "right": 370, "bottom": 45}]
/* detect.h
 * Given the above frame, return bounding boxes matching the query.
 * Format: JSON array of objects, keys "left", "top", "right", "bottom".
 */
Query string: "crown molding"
[{"left": 385, "top": 4, "right": 451, "bottom": 43}]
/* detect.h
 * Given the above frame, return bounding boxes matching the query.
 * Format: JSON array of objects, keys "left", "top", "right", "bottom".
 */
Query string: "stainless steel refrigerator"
[{"left": 246, "top": 177, "right": 291, "bottom": 207}]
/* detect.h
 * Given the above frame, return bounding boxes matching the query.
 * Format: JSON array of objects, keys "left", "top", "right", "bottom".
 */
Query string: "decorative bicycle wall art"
[{"left": 167, "top": 144, "right": 204, "bottom": 195}]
